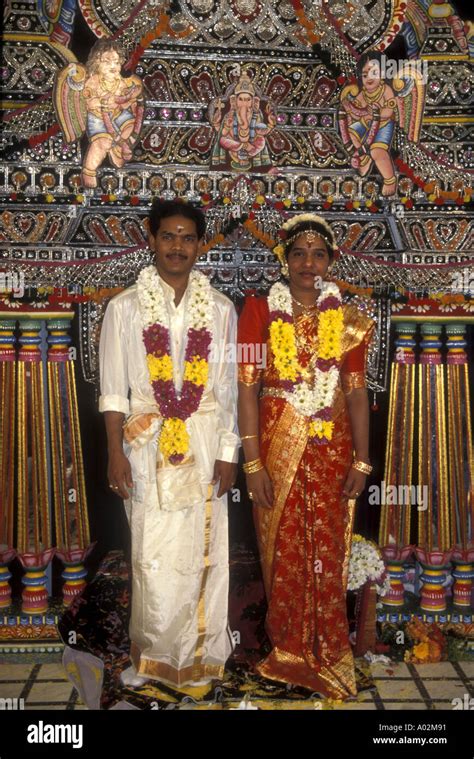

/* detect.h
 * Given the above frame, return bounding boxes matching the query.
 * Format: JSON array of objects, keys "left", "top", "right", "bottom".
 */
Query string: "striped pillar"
[
  {"left": 379, "top": 322, "right": 416, "bottom": 607},
  {"left": 47, "top": 318, "right": 92, "bottom": 606},
  {"left": 0, "top": 319, "right": 17, "bottom": 608},
  {"left": 16, "top": 318, "right": 54, "bottom": 615},
  {"left": 415, "top": 322, "right": 453, "bottom": 613},
  {"left": 445, "top": 322, "right": 474, "bottom": 610}
]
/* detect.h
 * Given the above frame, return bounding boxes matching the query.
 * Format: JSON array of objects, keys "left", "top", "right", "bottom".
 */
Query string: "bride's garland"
[
  {"left": 137, "top": 265, "right": 213, "bottom": 464},
  {"left": 268, "top": 280, "right": 344, "bottom": 444}
]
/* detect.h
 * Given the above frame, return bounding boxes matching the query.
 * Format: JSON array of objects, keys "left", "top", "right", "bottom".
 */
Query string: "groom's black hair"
[{"left": 148, "top": 198, "right": 206, "bottom": 240}]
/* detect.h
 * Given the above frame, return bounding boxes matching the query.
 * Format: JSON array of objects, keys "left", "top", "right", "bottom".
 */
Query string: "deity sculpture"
[
  {"left": 53, "top": 40, "right": 144, "bottom": 189},
  {"left": 338, "top": 52, "right": 425, "bottom": 196},
  {"left": 209, "top": 66, "right": 276, "bottom": 172}
]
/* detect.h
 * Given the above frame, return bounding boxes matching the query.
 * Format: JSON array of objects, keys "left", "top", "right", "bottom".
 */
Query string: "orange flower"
[{"left": 413, "top": 641, "right": 430, "bottom": 661}]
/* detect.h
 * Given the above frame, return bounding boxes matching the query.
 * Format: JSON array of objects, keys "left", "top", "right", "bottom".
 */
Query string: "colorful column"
[
  {"left": 379, "top": 322, "right": 416, "bottom": 606},
  {"left": 0, "top": 318, "right": 17, "bottom": 608},
  {"left": 47, "top": 318, "right": 92, "bottom": 606},
  {"left": 416, "top": 323, "right": 453, "bottom": 613},
  {"left": 16, "top": 318, "right": 54, "bottom": 614},
  {"left": 445, "top": 322, "right": 474, "bottom": 611}
]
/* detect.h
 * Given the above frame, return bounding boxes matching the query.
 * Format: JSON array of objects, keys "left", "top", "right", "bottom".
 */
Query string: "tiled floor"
[
  {"left": 0, "top": 659, "right": 472, "bottom": 710},
  {"left": 0, "top": 661, "right": 87, "bottom": 710}
]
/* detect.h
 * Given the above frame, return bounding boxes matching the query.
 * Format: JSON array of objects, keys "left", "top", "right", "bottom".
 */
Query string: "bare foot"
[
  {"left": 82, "top": 173, "right": 97, "bottom": 189},
  {"left": 382, "top": 178, "right": 397, "bottom": 196}
]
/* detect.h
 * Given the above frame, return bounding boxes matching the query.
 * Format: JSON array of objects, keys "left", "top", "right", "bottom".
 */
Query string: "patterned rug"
[{"left": 58, "top": 550, "right": 374, "bottom": 710}]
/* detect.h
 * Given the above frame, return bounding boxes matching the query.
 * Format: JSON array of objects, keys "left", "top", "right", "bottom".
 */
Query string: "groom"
[{"left": 99, "top": 199, "right": 239, "bottom": 688}]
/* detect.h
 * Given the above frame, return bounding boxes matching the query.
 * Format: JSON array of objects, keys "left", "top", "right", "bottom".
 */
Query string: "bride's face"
[{"left": 287, "top": 233, "right": 331, "bottom": 292}]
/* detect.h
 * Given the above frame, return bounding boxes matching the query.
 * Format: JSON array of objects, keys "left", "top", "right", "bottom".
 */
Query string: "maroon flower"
[
  {"left": 143, "top": 323, "right": 170, "bottom": 355},
  {"left": 270, "top": 309, "right": 292, "bottom": 323},
  {"left": 185, "top": 328, "right": 212, "bottom": 360},
  {"left": 313, "top": 406, "right": 332, "bottom": 421},
  {"left": 315, "top": 357, "right": 337, "bottom": 371},
  {"left": 319, "top": 296, "right": 341, "bottom": 312}
]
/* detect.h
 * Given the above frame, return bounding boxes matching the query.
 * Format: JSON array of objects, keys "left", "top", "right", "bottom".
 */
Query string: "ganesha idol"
[{"left": 209, "top": 67, "right": 276, "bottom": 172}]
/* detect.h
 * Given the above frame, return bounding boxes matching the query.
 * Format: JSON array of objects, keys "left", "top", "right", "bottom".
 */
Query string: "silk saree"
[{"left": 238, "top": 295, "right": 374, "bottom": 699}]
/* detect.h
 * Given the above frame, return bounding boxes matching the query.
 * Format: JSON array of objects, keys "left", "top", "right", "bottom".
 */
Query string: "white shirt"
[{"left": 99, "top": 272, "right": 240, "bottom": 465}]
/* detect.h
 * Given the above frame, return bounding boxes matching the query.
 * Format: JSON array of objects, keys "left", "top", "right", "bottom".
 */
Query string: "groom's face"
[{"left": 149, "top": 214, "right": 201, "bottom": 279}]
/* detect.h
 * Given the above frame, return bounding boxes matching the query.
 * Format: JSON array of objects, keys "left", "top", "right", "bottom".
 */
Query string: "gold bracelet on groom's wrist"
[
  {"left": 352, "top": 459, "right": 372, "bottom": 475},
  {"left": 243, "top": 457, "right": 264, "bottom": 474}
]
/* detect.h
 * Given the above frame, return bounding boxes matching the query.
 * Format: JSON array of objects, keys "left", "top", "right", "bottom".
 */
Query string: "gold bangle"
[
  {"left": 243, "top": 458, "right": 263, "bottom": 474},
  {"left": 352, "top": 459, "right": 372, "bottom": 475},
  {"left": 241, "top": 434, "right": 258, "bottom": 440},
  {"left": 245, "top": 463, "right": 264, "bottom": 475},
  {"left": 244, "top": 457, "right": 261, "bottom": 468}
]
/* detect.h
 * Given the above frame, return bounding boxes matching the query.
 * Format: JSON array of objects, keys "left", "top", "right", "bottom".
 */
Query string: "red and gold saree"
[{"left": 238, "top": 294, "right": 374, "bottom": 699}]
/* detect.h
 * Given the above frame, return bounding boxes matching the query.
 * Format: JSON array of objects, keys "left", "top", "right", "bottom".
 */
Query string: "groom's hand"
[{"left": 212, "top": 460, "right": 237, "bottom": 498}]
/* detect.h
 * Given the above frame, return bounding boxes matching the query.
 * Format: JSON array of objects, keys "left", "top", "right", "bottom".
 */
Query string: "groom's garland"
[
  {"left": 137, "top": 265, "right": 213, "bottom": 463},
  {"left": 268, "top": 280, "right": 344, "bottom": 444}
]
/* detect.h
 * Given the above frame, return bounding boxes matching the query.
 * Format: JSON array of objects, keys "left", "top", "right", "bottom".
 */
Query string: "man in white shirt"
[{"left": 99, "top": 200, "right": 239, "bottom": 689}]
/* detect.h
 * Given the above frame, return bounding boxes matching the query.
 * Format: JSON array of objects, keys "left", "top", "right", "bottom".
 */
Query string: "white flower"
[
  {"left": 348, "top": 535, "right": 388, "bottom": 594},
  {"left": 137, "top": 266, "right": 214, "bottom": 334},
  {"left": 137, "top": 265, "right": 167, "bottom": 327}
]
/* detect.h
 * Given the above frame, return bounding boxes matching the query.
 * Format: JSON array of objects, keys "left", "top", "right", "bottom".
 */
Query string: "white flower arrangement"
[
  {"left": 137, "top": 265, "right": 213, "bottom": 332},
  {"left": 137, "top": 265, "right": 168, "bottom": 327},
  {"left": 348, "top": 535, "right": 390, "bottom": 596},
  {"left": 186, "top": 270, "right": 213, "bottom": 330}
]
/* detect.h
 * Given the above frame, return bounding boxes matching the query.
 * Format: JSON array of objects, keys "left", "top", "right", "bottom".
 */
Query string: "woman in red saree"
[{"left": 237, "top": 214, "right": 374, "bottom": 700}]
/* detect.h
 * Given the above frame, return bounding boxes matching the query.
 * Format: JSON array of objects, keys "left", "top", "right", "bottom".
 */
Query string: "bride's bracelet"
[
  {"left": 352, "top": 459, "right": 372, "bottom": 475},
  {"left": 243, "top": 458, "right": 264, "bottom": 475}
]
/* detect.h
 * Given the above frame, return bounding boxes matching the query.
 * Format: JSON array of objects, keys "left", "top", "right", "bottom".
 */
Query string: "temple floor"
[
  {"left": 0, "top": 658, "right": 472, "bottom": 710},
  {"left": 1, "top": 551, "right": 471, "bottom": 710}
]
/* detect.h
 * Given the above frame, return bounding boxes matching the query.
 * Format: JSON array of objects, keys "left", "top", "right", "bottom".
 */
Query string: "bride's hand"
[
  {"left": 342, "top": 469, "right": 367, "bottom": 499},
  {"left": 245, "top": 467, "right": 274, "bottom": 509}
]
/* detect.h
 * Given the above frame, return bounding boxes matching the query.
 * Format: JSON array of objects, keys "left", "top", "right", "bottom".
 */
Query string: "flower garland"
[
  {"left": 348, "top": 535, "right": 390, "bottom": 596},
  {"left": 137, "top": 265, "right": 213, "bottom": 464},
  {"left": 267, "top": 279, "right": 343, "bottom": 443}
]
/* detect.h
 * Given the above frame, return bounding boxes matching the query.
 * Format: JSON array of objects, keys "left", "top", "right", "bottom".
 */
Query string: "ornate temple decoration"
[
  {"left": 54, "top": 40, "right": 145, "bottom": 188},
  {"left": 0, "top": 0, "right": 473, "bottom": 635}
]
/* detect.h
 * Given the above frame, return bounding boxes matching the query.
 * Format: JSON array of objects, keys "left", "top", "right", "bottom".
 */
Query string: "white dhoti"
[
  {"left": 122, "top": 401, "right": 233, "bottom": 686},
  {"left": 126, "top": 483, "right": 232, "bottom": 685},
  {"left": 99, "top": 277, "right": 240, "bottom": 688}
]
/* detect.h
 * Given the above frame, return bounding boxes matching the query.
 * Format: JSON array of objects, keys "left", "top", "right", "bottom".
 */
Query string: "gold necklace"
[
  {"left": 291, "top": 295, "right": 318, "bottom": 313},
  {"left": 363, "top": 83, "right": 384, "bottom": 102},
  {"left": 100, "top": 76, "right": 119, "bottom": 93}
]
